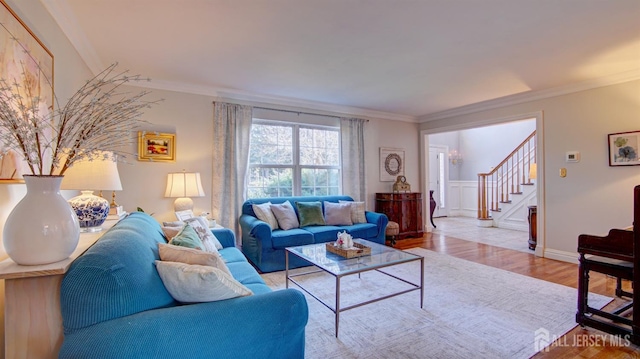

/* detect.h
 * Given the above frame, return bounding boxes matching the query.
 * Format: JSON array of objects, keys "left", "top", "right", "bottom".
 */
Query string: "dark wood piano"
[{"left": 576, "top": 185, "right": 639, "bottom": 344}]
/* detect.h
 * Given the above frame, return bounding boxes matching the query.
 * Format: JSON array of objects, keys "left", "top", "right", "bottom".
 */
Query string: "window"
[{"left": 248, "top": 121, "right": 341, "bottom": 198}]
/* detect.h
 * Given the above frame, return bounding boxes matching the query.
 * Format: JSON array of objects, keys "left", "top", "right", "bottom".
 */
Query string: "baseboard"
[{"left": 543, "top": 248, "right": 579, "bottom": 264}]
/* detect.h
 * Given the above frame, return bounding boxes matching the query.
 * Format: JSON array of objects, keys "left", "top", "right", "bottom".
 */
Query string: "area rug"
[{"left": 261, "top": 248, "right": 612, "bottom": 359}]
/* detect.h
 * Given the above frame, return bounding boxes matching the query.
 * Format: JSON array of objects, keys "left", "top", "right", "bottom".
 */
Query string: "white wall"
[
  {"left": 458, "top": 119, "right": 536, "bottom": 180},
  {"left": 421, "top": 79, "right": 640, "bottom": 261}
]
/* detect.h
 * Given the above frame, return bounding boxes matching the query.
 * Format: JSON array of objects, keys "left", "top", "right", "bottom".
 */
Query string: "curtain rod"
[{"left": 253, "top": 106, "right": 369, "bottom": 122}]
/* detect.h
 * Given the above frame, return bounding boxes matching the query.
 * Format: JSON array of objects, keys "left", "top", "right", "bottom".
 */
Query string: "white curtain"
[
  {"left": 340, "top": 117, "right": 366, "bottom": 201},
  {"left": 212, "top": 102, "right": 252, "bottom": 241}
]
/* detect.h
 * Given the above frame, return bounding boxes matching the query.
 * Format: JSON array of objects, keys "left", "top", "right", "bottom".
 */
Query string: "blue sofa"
[
  {"left": 239, "top": 195, "right": 388, "bottom": 273},
  {"left": 59, "top": 212, "right": 308, "bottom": 359}
]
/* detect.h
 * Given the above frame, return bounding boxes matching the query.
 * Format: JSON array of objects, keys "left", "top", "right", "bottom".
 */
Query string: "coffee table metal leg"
[
  {"left": 420, "top": 257, "right": 424, "bottom": 308},
  {"left": 285, "top": 251, "right": 289, "bottom": 289},
  {"left": 335, "top": 275, "right": 341, "bottom": 337}
]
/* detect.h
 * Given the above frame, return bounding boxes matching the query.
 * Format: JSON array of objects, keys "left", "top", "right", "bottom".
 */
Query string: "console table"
[
  {"left": 0, "top": 220, "right": 115, "bottom": 359},
  {"left": 375, "top": 192, "right": 424, "bottom": 240}
]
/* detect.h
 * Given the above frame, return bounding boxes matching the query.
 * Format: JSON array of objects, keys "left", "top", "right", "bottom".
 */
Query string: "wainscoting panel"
[{"left": 448, "top": 180, "right": 535, "bottom": 232}]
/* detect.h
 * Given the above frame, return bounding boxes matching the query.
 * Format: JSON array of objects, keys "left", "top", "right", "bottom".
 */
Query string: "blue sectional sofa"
[
  {"left": 59, "top": 212, "right": 308, "bottom": 359},
  {"left": 239, "top": 195, "right": 388, "bottom": 273}
]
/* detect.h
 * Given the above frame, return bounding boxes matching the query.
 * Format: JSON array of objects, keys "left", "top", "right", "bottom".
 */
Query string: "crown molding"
[
  {"left": 419, "top": 69, "right": 640, "bottom": 123},
  {"left": 144, "top": 79, "right": 418, "bottom": 123},
  {"left": 40, "top": 0, "right": 105, "bottom": 74}
]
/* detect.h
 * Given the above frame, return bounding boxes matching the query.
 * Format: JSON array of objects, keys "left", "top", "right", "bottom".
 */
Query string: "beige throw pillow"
[
  {"left": 270, "top": 200, "right": 300, "bottom": 230},
  {"left": 158, "top": 243, "right": 231, "bottom": 276},
  {"left": 156, "top": 261, "right": 253, "bottom": 303},
  {"left": 252, "top": 202, "right": 279, "bottom": 230},
  {"left": 324, "top": 201, "right": 353, "bottom": 226},
  {"left": 339, "top": 200, "right": 367, "bottom": 224}
]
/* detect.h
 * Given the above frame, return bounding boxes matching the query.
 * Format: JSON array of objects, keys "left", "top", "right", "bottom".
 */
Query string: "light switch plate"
[{"left": 566, "top": 151, "right": 580, "bottom": 162}]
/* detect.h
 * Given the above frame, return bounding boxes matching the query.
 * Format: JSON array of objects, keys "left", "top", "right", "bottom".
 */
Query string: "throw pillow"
[
  {"left": 163, "top": 221, "right": 184, "bottom": 227},
  {"left": 158, "top": 243, "right": 231, "bottom": 276},
  {"left": 324, "top": 201, "right": 353, "bottom": 226},
  {"left": 155, "top": 261, "right": 252, "bottom": 303},
  {"left": 252, "top": 202, "right": 279, "bottom": 230},
  {"left": 169, "top": 223, "right": 205, "bottom": 250},
  {"left": 184, "top": 217, "right": 223, "bottom": 252},
  {"left": 296, "top": 201, "right": 326, "bottom": 227},
  {"left": 339, "top": 200, "right": 367, "bottom": 224},
  {"left": 161, "top": 226, "right": 181, "bottom": 242},
  {"left": 270, "top": 200, "right": 300, "bottom": 230}
]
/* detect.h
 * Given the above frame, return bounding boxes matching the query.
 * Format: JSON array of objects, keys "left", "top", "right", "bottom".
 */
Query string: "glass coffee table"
[{"left": 285, "top": 238, "right": 423, "bottom": 337}]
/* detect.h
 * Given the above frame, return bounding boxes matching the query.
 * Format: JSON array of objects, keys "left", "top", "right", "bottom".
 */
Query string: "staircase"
[{"left": 477, "top": 131, "right": 536, "bottom": 230}]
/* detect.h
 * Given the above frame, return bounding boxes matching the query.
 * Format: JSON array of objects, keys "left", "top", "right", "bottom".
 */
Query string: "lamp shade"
[
  {"left": 61, "top": 153, "right": 122, "bottom": 191},
  {"left": 529, "top": 163, "right": 537, "bottom": 180},
  {"left": 165, "top": 172, "right": 205, "bottom": 212}
]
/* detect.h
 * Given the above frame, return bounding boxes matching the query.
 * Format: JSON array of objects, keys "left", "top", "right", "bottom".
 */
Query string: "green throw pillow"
[
  {"left": 169, "top": 223, "right": 205, "bottom": 250},
  {"left": 296, "top": 201, "right": 326, "bottom": 227}
]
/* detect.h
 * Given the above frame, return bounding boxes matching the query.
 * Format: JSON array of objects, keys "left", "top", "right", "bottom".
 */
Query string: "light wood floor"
[{"left": 393, "top": 232, "right": 639, "bottom": 358}]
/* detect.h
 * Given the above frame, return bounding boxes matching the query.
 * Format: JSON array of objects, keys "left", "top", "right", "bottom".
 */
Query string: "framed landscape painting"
[
  {"left": 608, "top": 131, "right": 640, "bottom": 167},
  {"left": 0, "top": 0, "right": 54, "bottom": 183},
  {"left": 138, "top": 132, "right": 176, "bottom": 162}
]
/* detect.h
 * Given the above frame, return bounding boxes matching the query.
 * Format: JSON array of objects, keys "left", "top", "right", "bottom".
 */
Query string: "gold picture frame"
[
  {"left": 138, "top": 132, "right": 176, "bottom": 162},
  {"left": 0, "top": 0, "right": 54, "bottom": 183}
]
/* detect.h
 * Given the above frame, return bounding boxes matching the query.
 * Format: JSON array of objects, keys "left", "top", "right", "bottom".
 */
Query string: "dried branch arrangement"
[{"left": 0, "top": 61, "right": 159, "bottom": 176}]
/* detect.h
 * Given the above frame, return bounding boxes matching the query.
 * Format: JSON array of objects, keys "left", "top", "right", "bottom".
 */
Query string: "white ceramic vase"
[{"left": 3, "top": 175, "right": 80, "bottom": 265}]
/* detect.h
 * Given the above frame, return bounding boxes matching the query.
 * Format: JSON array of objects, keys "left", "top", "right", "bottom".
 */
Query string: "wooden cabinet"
[{"left": 375, "top": 192, "right": 424, "bottom": 240}]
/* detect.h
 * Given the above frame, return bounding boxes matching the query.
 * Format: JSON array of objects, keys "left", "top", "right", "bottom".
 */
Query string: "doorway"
[{"left": 428, "top": 145, "right": 448, "bottom": 218}]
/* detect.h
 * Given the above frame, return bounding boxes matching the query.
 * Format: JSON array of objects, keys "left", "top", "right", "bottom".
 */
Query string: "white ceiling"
[{"left": 42, "top": 0, "right": 640, "bottom": 122}]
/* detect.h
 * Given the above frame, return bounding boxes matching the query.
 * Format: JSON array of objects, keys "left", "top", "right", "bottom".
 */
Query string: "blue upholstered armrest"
[
  {"left": 211, "top": 228, "right": 236, "bottom": 248},
  {"left": 239, "top": 214, "right": 274, "bottom": 248},
  {"left": 366, "top": 211, "right": 389, "bottom": 240},
  {"left": 59, "top": 289, "right": 308, "bottom": 359}
]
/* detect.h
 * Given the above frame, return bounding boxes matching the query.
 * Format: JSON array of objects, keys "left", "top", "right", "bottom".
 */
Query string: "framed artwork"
[
  {"left": 174, "top": 209, "right": 194, "bottom": 222},
  {"left": 380, "top": 147, "right": 405, "bottom": 181},
  {"left": 138, "top": 131, "right": 176, "bottom": 162},
  {"left": 608, "top": 131, "right": 640, "bottom": 166},
  {"left": 0, "top": 0, "right": 54, "bottom": 183}
]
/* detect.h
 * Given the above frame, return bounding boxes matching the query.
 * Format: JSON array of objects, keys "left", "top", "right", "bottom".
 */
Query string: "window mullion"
[{"left": 293, "top": 124, "right": 301, "bottom": 196}]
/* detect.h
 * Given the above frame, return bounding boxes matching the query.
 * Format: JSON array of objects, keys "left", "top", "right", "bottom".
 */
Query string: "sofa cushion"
[
  {"left": 252, "top": 202, "right": 279, "bottom": 230},
  {"left": 156, "top": 261, "right": 253, "bottom": 303},
  {"left": 303, "top": 225, "right": 344, "bottom": 243},
  {"left": 169, "top": 224, "right": 205, "bottom": 250},
  {"left": 342, "top": 223, "right": 379, "bottom": 239},
  {"left": 271, "top": 228, "right": 314, "bottom": 249},
  {"left": 296, "top": 201, "right": 326, "bottom": 227},
  {"left": 218, "top": 247, "right": 250, "bottom": 264},
  {"left": 226, "top": 261, "right": 267, "bottom": 286},
  {"left": 271, "top": 201, "right": 300, "bottom": 230},
  {"left": 158, "top": 243, "right": 231, "bottom": 276},
  {"left": 324, "top": 201, "right": 353, "bottom": 226}
]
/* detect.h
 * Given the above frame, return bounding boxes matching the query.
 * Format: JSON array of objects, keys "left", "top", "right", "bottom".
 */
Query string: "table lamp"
[
  {"left": 165, "top": 171, "right": 205, "bottom": 212},
  {"left": 61, "top": 153, "right": 123, "bottom": 232}
]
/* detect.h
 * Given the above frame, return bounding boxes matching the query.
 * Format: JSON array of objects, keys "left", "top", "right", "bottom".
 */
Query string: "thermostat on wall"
[{"left": 566, "top": 151, "right": 580, "bottom": 162}]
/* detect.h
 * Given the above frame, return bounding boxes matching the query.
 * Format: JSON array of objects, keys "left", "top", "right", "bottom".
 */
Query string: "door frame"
[
  {"left": 419, "top": 111, "right": 544, "bottom": 257},
  {"left": 428, "top": 144, "right": 449, "bottom": 218}
]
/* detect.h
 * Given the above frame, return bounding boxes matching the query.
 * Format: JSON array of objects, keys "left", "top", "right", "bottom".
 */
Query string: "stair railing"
[{"left": 477, "top": 131, "right": 536, "bottom": 220}]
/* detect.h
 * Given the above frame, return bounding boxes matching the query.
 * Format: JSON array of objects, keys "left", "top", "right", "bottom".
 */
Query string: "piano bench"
[{"left": 576, "top": 254, "right": 634, "bottom": 338}]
